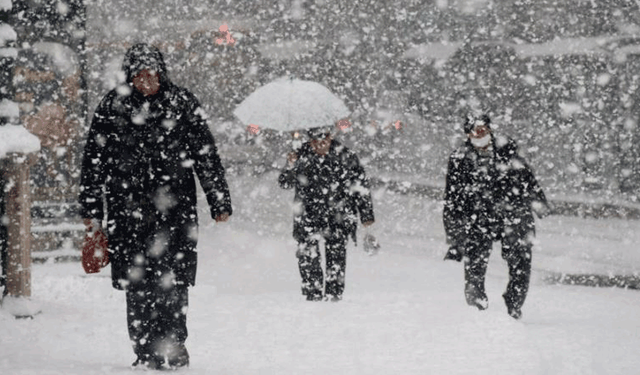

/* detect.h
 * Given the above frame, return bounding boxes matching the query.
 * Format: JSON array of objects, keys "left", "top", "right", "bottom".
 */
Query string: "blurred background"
[{"left": 4, "top": 0, "right": 640, "bottom": 260}]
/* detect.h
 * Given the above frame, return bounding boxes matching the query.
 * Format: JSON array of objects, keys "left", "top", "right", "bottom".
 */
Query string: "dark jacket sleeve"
[
  {"left": 520, "top": 157, "right": 550, "bottom": 217},
  {"left": 278, "top": 164, "right": 298, "bottom": 190},
  {"left": 184, "top": 91, "right": 232, "bottom": 219},
  {"left": 79, "top": 93, "right": 114, "bottom": 220},
  {"left": 443, "top": 152, "right": 466, "bottom": 245},
  {"left": 347, "top": 153, "right": 375, "bottom": 224}
]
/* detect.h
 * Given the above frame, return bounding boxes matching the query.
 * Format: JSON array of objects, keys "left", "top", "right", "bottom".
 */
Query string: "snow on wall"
[
  {"left": 32, "top": 42, "right": 79, "bottom": 77},
  {"left": 0, "top": 0, "right": 11, "bottom": 12},
  {"left": 0, "top": 47, "right": 17, "bottom": 58},
  {"left": 0, "top": 98, "right": 18, "bottom": 118},
  {"left": 0, "top": 124, "right": 41, "bottom": 159},
  {"left": 0, "top": 23, "right": 16, "bottom": 46}
]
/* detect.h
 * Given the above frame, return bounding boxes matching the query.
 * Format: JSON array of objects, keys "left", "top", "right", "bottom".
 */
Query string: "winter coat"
[
  {"left": 443, "top": 135, "right": 548, "bottom": 248},
  {"left": 278, "top": 140, "right": 375, "bottom": 242},
  {"left": 79, "top": 44, "right": 232, "bottom": 290}
]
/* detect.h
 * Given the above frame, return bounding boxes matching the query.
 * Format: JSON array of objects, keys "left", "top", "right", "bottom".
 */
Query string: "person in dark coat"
[
  {"left": 279, "top": 126, "right": 375, "bottom": 301},
  {"left": 443, "top": 114, "right": 550, "bottom": 319},
  {"left": 79, "top": 43, "right": 232, "bottom": 370}
]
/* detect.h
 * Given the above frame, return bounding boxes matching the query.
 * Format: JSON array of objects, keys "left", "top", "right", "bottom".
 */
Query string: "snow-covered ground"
[{"left": 2, "top": 171, "right": 640, "bottom": 374}]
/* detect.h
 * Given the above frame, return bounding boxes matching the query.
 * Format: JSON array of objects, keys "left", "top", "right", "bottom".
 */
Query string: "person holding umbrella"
[{"left": 278, "top": 125, "right": 375, "bottom": 302}]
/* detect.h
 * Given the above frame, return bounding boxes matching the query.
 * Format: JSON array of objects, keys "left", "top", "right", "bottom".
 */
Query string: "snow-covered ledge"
[
  {"left": 0, "top": 22, "right": 17, "bottom": 47},
  {"left": 0, "top": 123, "right": 41, "bottom": 158},
  {"left": 1, "top": 295, "right": 42, "bottom": 319},
  {"left": 0, "top": 0, "right": 12, "bottom": 11}
]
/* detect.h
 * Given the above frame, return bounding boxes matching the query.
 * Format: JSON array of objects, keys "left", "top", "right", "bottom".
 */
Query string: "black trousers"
[
  {"left": 125, "top": 279, "right": 189, "bottom": 362},
  {"left": 296, "top": 230, "right": 348, "bottom": 299},
  {"left": 0, "top": 226, "right": 6, "bottom": 295},
  {"left": 464, "top": 226, "right": 532, "bottom": 311},
  {"left": 0, "top": 176, "right": 6, "bottom": 295}
]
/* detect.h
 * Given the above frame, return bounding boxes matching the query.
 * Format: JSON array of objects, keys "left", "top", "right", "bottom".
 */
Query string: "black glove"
[{"left": 444, "top": 245, "right": 464, "bottom": 262}]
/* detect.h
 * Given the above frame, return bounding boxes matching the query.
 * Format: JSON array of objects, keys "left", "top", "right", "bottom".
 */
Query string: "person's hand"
[
  {"left": 532, "top": 201, "right": 553, "bottom": 219},
  {"left": 83, "top": 218, "right": 101, "bottom": 233},
  {"left": 215, "top": 212, "right": 230, "bottom": 222},
  {"left": 362, "top": 220, "right": 374, "bottom": 227},
  {"left": 443, "top": 245, "right": 464, "bottom": 262},
  {"left": 287, "top": 151, "right": 298, "bottom": 165}
]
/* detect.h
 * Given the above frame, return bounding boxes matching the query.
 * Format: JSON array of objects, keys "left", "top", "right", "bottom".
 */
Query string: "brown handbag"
[{"left": 82, "top": 227, "right": 109, "bottom": 274}]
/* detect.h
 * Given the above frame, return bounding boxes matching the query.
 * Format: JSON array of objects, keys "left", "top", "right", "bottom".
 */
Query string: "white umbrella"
[{"left": 233, "top": 78, "right": 350, "bottom": 132}]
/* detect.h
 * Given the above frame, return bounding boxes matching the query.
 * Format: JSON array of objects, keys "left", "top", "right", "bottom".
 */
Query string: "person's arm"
[
  {"left": 278, "top": 151, "right": 299, "bottom": 190},
  {"left": 442, "top": 153, "right": 468, "bottom": 261},
  {"left": 443, "top": 153, "right": 467, "bottom": 244},
  {"left": 521, "top": 159, "right": 551, "bottom": 218},
  {"left": 347, "top": 153, "right": 375, "bottom": 226},
  {"left": 79, "top": 94, "right": 113, "bottom": 224},
  {"left": 184, "top": 92, "right": 232, "bottom": 222}
]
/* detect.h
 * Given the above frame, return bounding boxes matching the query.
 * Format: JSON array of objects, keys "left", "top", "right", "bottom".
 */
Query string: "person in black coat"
[
  {"left": 79, "top": 43, "right": 232, "bottom": 369},
  {"left": 279, "top": 126, "right": 375, "bottom": 301},
  {"left": 443, "top": 115, "right": 550, "bottom": 319}
]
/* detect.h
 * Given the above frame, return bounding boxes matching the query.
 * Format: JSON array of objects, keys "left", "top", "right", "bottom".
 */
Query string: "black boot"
[
  {"left": 131, "top": 355, "right": 163, "bottom": 370},
  {"left": 465, "top": 284, "right": 488, "bottom": 311},
  {"left": 469, "top": 297, "right": 488, "bottom": 311},
  {"left": 503, "top": 294, "right": 522, "bottom": 319},
  {"left": 507, "top": 305, "right": 522, "bottom": 319},
  {"left": 167, "top": 345, "right": 190, "bottom": 369},
  {"left": 305, "top": 291, "right": 323, "bottom": 301}
]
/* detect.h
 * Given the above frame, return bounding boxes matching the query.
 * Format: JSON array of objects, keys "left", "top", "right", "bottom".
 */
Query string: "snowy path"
[{"left": 2, "top": 172, "right": 640, "bottom": 374}]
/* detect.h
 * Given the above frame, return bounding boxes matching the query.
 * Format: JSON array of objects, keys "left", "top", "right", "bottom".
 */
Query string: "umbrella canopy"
[{"left": 234, "top": 78, "right": 350, "bottom": 132}]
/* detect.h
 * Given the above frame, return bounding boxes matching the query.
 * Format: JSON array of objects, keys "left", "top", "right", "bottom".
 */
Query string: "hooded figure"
[
  {"left": 279, "top": 126, "right": 375, "bottom": 301},
  {"left": 79, "top": 43, "right": 232, "bottom": 370},
  {"left": 443, "top": 115, "right": 550, "bottom": 320}
]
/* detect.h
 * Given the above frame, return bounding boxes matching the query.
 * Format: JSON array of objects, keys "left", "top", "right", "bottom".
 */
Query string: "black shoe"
[
  {"left": 167, "top": 346, "right": 190, "bottom": 369},
  {"left": 507, "top": 306, "right": 522, "bottom": 320},
  {"left": 306, "top": 293, "right": 323, "bottom": 301},
  {"left": 503, "top": 294, "right": 522, "bottom": 319},
  {"left": 327, "top": 294, "right": 342, "bottom": 302},
  {"left": 444, "top": 246, "right": 463, "bottom": 262},
  {"left": 131, "top": 356, "right": 162, "bottom": 370},
  {"left": 468, "top": 297, "right": 488, "bottom": 311}
]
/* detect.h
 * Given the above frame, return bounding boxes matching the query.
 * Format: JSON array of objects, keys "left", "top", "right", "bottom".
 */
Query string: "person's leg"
[
  {"left": 0, "top": 176, "right": 7, "bottom": 296},
  {"left": 463, "top": 235, "right": 493, "bottom": 310},
  {"left": 125, "top": 281, "right": 163, "bottom": 369},
  {"left": 0, "top": 224, "right": 6, "bottom": 296},
  {"left": 325, "top": 231, "right": 348, "bottom": 300},
  {"left": 127, "top": 278, "right": 190, "bottom": 369},
  {"left": 153, "top": 281, "right": 190, "bottom": 368},
  {"left": 296, "top": 238, "right": 324, "bottom": 300},
  {"left": 501, "top": 227, "right": 533, "bottom": 319}
]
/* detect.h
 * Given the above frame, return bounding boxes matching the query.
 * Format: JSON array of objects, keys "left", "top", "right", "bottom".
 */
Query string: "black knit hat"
[{"left": 463, "top": 114, "right": 491, "bottom": 134}]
